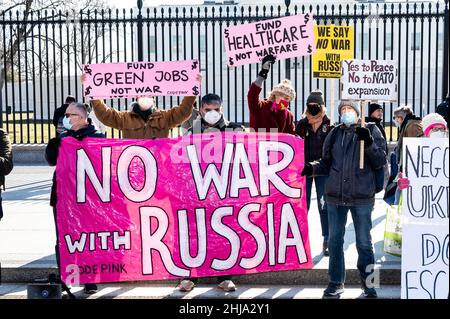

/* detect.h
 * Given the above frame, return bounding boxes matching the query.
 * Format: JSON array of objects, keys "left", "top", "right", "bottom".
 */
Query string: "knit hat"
[
  {"left": 338, "top": 100, "right": 361, "bottom": 116},
  {"left": 369, "top": 103, "right": 383, "bottom": 117},
  {"left": 271, "top": 79, "right": 296, "bottom": 101},
  {"left": 307, "top": 90, "right": 324, "bottom": 105},
  {"left": 421, "top": 113, "right": 447, "bottom": 137}
]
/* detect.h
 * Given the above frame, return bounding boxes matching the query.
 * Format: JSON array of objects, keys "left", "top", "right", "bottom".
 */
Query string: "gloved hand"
[
  {"left": 397, "top": 172, "right": 410, "bottom": 190},
  {"left": 355, "top": 127, "right": 373, "bottom": 147},
  {"left": 301, "top": 163, "right": 313, "bottom": 177},
  {"left": 258, "top": 54, "right": 276, "bottom": 79}
]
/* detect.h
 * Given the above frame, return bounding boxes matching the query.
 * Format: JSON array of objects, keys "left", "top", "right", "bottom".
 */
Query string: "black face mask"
[{"left": 307, "top": 104, "right": 321, "bottom": 116}]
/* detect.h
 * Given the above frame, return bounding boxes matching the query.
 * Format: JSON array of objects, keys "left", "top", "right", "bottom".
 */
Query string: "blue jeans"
[
  {"left": 305, "top": 176, "right": 329, "bottom": 241},
  {"left": 327, "top": 204, "right": 375, "bottom": 284}
]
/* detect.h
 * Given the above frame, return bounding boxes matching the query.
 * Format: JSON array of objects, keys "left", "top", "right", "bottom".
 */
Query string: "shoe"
[
  {"left": 83, "top": 283, "right": 98, "bottom": 294},
  {"left": 322, "top": 241, "right": 329, "bottom": 256},
  {"left": 178, "top": 280, "right": 195, "bottom": 292},
  {"left": 361, "top": 282, "right": 378, "bottom": 298},
  {"left": 218, "top": 280, "right": 236, "bottom": 292},
  {"left": 323, "top": 282, "right": 344, "bottom": 298}
]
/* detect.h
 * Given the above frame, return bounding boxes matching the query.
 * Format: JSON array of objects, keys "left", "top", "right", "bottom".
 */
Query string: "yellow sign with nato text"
[{"left": 312, "top": 25, "right": 354, "bottom": 78}]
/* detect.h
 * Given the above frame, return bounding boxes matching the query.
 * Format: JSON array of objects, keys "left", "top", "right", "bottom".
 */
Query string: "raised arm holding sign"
[{"left": 81, "top": 71, "right": 202, "bottom": 140}]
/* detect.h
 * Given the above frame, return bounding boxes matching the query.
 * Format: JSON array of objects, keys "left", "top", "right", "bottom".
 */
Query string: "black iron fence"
[{"left": 1, "top": 1, "right": 448, "bottom": 144}]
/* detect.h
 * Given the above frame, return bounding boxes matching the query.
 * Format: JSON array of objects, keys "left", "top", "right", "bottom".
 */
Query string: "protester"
[
  {"left": 365, "top": 102, "right": 388, "bottom": 153},
  {"left": 301, "top": 101, "right": 387, "bottom": 298},
  {"left": 177, "top": 93, "right": 243, "bottom": 293},
  {"left": 82, "top": 74, "right": 201, "bottom": 139},
  {"left": 186, "top": 93, "right": 245, "bottom": 134},
  {"left": 393, "top": 105, "right": 423, "bottom": 167},
  {"left": 392, "top": 105, "right": 423, "bottom": 203},
  {"left": 52, "top": 95, "right": 77, "bottom": 135},
  {"left": 247, "top": 54, "right": 295, "bottom": 134},
  {"left": 0, "top": 128, "right": 13, "bottom": 221},
  {"left": 397, "top": 112, "right": 448, "bottom": 190},
  {"left": 45, "top": 102, "right": 105, "bottom": 295},
  {"left": 85, "top": 102, "right": 107, "bottom": 136},
  {"left": 295, "top": 90, "right": 332, "bottom": 256}
]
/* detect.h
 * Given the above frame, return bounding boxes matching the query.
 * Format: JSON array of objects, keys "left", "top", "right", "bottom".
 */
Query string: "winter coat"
[
  {"left": 295, "top": 115, "right": 333, "bottom": 163},
  {"left": 310, "top": 123, "right": 387, "bottom": 206},
  {"left": 365, "top": 116, "right": 388, "bottom": 153},
  {"left": 394, "top": 113, "right": 423, "bottom": 168},
  {"left": 247, "top": 82, "right": 295, "bottom": 134},
  {"left": 186, "top": 115, "right": 245, "bottom": 134}
]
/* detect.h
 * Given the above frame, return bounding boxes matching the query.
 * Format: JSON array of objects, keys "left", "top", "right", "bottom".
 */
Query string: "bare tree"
[{"left": 0, "top": 0, "right": 111, "bottom": 90}]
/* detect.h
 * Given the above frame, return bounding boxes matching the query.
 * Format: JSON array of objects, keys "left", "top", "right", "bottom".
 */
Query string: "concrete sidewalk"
[
  {"left": 0, "top": 165, "right": 401, "bottom": 287},
  {"left": 0, "top": 283, "right": 400, "bottom": 299}
]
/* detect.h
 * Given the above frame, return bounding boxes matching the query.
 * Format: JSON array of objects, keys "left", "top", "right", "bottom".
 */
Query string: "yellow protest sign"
[{"left": 312, "top": 25, "right": 354, "bottom": 78}]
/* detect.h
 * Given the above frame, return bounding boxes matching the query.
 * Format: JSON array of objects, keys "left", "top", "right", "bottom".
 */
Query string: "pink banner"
[
  {"left": 56, "top": 132, "right": 312, "bottom": 284},
  {"left": 82, "top": 60, "right": 201, "bottom": 99},
  {"left": 223, "top": 13, "right": 316, "bottom": 67}
]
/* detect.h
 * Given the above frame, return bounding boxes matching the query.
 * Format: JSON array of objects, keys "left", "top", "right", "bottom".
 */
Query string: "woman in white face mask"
[{"left": 422, "top": 112, "right": 448, "bottom": 138}]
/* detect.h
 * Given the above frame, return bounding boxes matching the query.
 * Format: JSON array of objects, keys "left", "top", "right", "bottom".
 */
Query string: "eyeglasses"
[
  {"left": 64, "top": 113, "right": 81, "bottom": 118},
  {"left": 430, "top": 126, "right": 447, "bottom": 133},
  {"left": 307, "top": 103, "right": 319, "bottom": 108}
]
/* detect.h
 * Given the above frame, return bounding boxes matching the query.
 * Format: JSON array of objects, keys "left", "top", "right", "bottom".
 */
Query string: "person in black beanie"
[{"left": 365, "top": 103, "right": 387, "bottom": 153}]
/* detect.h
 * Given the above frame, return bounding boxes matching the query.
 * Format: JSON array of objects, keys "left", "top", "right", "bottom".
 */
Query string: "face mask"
[
  {"left": 137, "top": 97, "right": 154, "bottom": 111},
  {"left": 63, "top": 116, "right": 73, "bottom": 130},
  {"left": 203, "top": 110, "right": 222, "bottom": 126},
  {"left": 429, "top": 131, "right": 448, "bottom": 138},
  {"left": 272, "top": 99, "right": 289, "bottom": 112},
  {"left": 307, "top": 104, "right": 321, "bottom": 116},
  {"left": 341, "top": 111, "right": 357, "bottom": 126},
  {"left": 394, "top": 120, "right": 401, "bottom": 128}
]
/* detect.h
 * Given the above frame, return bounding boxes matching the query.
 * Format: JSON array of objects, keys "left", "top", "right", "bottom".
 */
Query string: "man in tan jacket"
[{"left": 82, "top": 74, "right": 200, "bottom": 139}]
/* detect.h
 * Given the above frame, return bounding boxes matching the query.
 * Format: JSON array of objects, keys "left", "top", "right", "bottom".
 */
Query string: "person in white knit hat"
[
  {"left": 421, "top": 112, "right": 448, "bottom": 138},
  {"left": 247, "top": 54, "right": 296, "bottom": 134}
]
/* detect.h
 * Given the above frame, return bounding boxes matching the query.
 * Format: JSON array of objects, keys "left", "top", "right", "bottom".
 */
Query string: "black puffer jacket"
[
  {"left": 310, "top": 123, "right": 387, "bottom": 206},
  {"left": 295, "top": 115, "right": 333, "bottom": 163}
]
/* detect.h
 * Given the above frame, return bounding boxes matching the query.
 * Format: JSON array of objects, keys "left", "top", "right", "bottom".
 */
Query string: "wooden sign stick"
[{"left": 359, "top": 100, "right": 365, "bottom": 169}]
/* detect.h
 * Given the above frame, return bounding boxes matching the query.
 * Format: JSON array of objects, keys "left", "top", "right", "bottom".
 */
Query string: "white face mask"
[
  {"left": 63, "top": 116, "right": 73, "bottom": 130},
  {"left": 203, "top": 110, "right": 222, "bottom": 126},
  {"left": 428, "top": 131, "right": 448, "bottom": 138},
  {"left": 137, "top": 97, "right": 154, "bottom": 111}
]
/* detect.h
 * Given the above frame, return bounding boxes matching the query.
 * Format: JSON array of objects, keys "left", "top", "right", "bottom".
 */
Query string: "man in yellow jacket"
[{"left": 82, "top": 74, "right": 201, "bottom": 139}]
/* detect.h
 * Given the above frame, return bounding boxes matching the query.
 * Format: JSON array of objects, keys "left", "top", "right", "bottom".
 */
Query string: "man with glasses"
[{"left": 45, "top": 102, "right": 105, "bottom": 295}]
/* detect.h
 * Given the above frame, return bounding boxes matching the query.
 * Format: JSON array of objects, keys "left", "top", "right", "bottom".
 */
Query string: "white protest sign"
[
  {"left": 401, "top": 137, "right": 449, "bottom": 299},
  {"left": 402, "top": 138, "right": 449, "bottom": 223},
  {"left": 340, "top": 59, "right": 398, "bottom": 101},
  {"left": 401, "top": 223, "right": 449, "bottom": 299}
]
